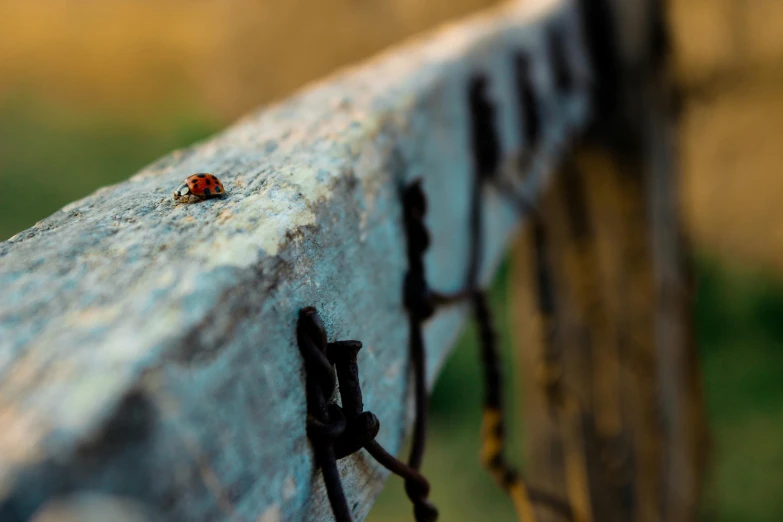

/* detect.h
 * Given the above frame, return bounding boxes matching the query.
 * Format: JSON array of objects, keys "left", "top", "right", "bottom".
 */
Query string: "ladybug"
[{"left": 173, "top": 173, "right": 226, "bottom": 203}]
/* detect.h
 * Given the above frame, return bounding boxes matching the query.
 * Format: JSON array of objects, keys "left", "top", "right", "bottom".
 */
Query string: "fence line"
[{"left": 0, "top": 1, "right": 593, "bottom": 520}]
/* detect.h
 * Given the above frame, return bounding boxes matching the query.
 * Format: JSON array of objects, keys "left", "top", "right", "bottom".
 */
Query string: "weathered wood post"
[{"left": 512, "top": 1, "right": 708, "bottom": 521}]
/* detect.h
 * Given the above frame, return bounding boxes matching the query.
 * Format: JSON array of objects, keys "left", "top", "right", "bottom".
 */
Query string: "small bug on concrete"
[{"left": 173, "top": 173, "right": 226, "bottom": 203}]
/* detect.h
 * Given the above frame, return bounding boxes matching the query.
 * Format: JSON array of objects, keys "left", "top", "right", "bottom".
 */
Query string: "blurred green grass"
[
  {"left": 0, "top": 95, "right": 218, "bottom": 240},
  {"left": 695, "top": 259, "right": 783, "bottom": 522},
  {"left": 1, "top": 99, "right": 782, "bottom": 522}
]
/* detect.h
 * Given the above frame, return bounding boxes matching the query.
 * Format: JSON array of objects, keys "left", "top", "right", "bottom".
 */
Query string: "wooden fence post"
[{"left": 512, "top": 1, "right": 708, "bottom": 521}]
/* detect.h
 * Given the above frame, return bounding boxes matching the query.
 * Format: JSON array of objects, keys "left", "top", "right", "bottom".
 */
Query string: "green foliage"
[
  {"left": 695, "top": 257, "right": 783, "bottom": 522},
  {"left": 0, "top": 95, "right": 218, "bottom": 240}
]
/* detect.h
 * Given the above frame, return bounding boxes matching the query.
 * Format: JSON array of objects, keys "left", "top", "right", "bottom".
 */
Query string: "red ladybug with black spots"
[{"left": 173, "top": 173, "right": 226, "bottom": 203}]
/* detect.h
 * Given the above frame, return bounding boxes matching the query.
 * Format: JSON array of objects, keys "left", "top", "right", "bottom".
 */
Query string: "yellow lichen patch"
[
  {"left": 0, "top": 402, "right": 44, "bottom": 469},
  {"left": 216, "top": 209, "right": 234, "bottom": 223},
  {"left": 480, "top": 407, "right": 503, "bottom": 465},
  {"left": 282, "top": 475, "right": 297, "bottom": 501},
  {"left": 257, "top": 505, "right": 282, "bottom": 522},
  {"left": 66, "top": 305, "right": 122, "bottom": 328}
]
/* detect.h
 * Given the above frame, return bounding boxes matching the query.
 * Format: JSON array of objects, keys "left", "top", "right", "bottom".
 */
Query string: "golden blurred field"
[
  {"left": 671, "top": 0, "right": 783, "bottom": 272},
  {"left": 0, "top": 0, "right": 503, "bottom": 121}
]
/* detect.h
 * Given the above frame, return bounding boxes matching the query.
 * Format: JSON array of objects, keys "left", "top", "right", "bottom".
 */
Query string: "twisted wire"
[
  {"left": 400, "top": 180, "right": 440, "bottom": 522},
  {"left": 297, "top": 307, "right": 353, "bottom": 522}
]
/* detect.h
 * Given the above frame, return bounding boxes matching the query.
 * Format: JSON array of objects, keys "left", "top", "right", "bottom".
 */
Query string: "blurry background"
[{"left": 1, "top": 1, "right": 782, "bottom": 521}]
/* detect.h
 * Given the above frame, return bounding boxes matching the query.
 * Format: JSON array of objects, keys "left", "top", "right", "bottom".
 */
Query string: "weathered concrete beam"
[{"left": 0, "top": 1, "right": 590, "bottom": 520}]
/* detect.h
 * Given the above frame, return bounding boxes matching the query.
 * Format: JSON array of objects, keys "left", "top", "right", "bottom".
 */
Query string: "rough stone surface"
[{"left": 0, "top": 1, "right": 589, "bottom": 520}]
